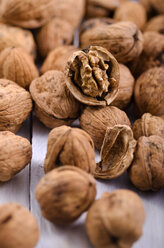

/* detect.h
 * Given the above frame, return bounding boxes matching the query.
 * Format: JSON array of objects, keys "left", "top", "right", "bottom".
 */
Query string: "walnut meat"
[
  {"left": 86, "top": 190, "right": 145, "bottom": 248},
  {"left": 144, "top": 15, "right": 164, "bottom": 34},
  {"left": 80, "top": 106, "right": 131, "bottom": 150},
  {"left": 128, "top": 135, "right": 164, "bottom": 191},
  {"left": 0, "top": 203, "right": 39, "bottom": 248},
  {"left": 0, "top": 47, "right": 39, "bottom": 89},
  {"left": 35, "top": 166, "right": 96, "bottom": 225},
  {"left": 65, "top": 46, "right": 120, "bottom": 106},
  {"left": 30, "top": 70, "right": 81, "bottom": 129},
  {"left": 0, "top": 79, "right": 32, "bottom": 132},
  {"left": 44, "top": 126, "right": 96, "bottom": 174}
]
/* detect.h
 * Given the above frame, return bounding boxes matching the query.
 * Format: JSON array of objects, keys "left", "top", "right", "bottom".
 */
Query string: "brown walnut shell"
[
  {"left": 80, "top": 21, "right": 144, "bottom": 64},
  {"left": 144, "top": 15, "right": 164, "bottom": 34},
  {"left": 128, "top": 135, "right": 164, "bottom": 191},
  {"left": 150, "top": 0, "right": 164, "bottom": 14},
  {"left": 0, "top": 47, "right": 39, "bottom": 89},
  {"left": 134, "top": 67, "right": 164, "bottom": 117},
  {"left": 44, "top": 126, "right": 96, "bottom": 174},
  {"left": 139, "top": 0, "right": 153, "bottom": 14},
  {"left": 80, "top": 106, "right": 131, "bottom": 150},
  {"left": 133, "top": 113, "right": 164, "bottom": 140},
  {"left": 0, "top": 203, "right": 39, "bottom": 248},
  {"left": 35, "top": 166, "right": 97, "bottom": 225},
  {"left": 30, "top": 70, "right": 81, "bottom": 129},
  {"left": 95, "top": 125, "right": 136, "bottom": 179},
  {"left": 0, "top": 79, "right": 32, "bottom": 132},
  {"left": 65, "top": 46, "right": 120, "bottom": 106},
  {"left": 86, "top": 189, "right": 145, "bottom": 248}
]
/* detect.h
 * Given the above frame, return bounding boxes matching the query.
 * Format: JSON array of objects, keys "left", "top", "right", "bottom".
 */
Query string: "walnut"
[
  {"left": 134, "top": 67, "right": 164, "bottom": 117},
  {"left": 40, "top": 46, "right": 78, "bottom": 74},
  {"left": 35, "top": 166, "right": 96, "bottom": 225},
  {"left": 44, "top": 126, "right": 96, "bottom": 174},
  {"left": 80, "top": 21, "right": 144, "bottom": 64},
  {"left": 65, "top": 46, "right": 120, "bottom": 106},
  {"left": 0, "top": 47, "right": 39, "bottom": 89},
  {"left": 150, "top": 0, "right": 164, "bottom": 14},
  {"left": 128, "top": 135, "right": 164, "bottom": 191},
  {"left": 0, "top": 79, "right": 32, "bottom": 132},
  {"left": 30, "top": 70, "right": 81, "bottom": 129},
  {"left": 86, "top": 189, "right": 145, "bottom": 248},
  {"left": 36, "top": 18, "right": 74, "bottom": 58},
  {"left": 95, "top": 125, "right": 136, "bottom": 179},
  {"left": 0, "top": 203, "right": 39, "bottom": 248},
  {"left": 144, "top": 15, "right": 164, "bottom": 34},
  {"left": 80, "top": 106, "right": 131, "bottom": 150},
  {"left": 139, "top": 0, "right": 153, "bottom": 14}
]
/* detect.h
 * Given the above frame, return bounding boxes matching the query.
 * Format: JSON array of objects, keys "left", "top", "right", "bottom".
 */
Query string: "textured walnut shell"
[
  {"left": 30, "top": 70, "right": 81, "bottom": 129},
  {"left": 150, "top": 0, "right": 164, "bottom": 14},
  {"left": 134, "top": 67, "right": 164, "bottom": 117},
  {"left": 36, "top": 166, "right": 96, "bottom": 225},
  {"left": 133, "top": 113, "right": 164, "bottom": 140},
  {"left": 80, "top": 106, "right": 131, "bottom": 150},
  {"left": 65, "top": 46, "right": 120, "bottom": 106},
  {"left": 44, "top": 126, "right": 96, "bottom": 174},
  {"left": 128, "top": 135, "right": 164, "bottom": 191},
  {"left": 0, "top": 203, "right": 39, "bottom": 248},
  {"left": 86, "top": 190, "right": 145, "bottom": 248},
  {"left": 80, "top": 21, "right": 144, "bottom": 64},
  {"left": 0, "top": 47, "right": 38, "bottom": 89},
  {"left": 40, "top": 46, "right": 78, "bottom": 74},
  {"left": 144, "top": 15, "right": 164, "bottom": 34},
  {"left": 0, "top": 79, "right": 32, "bottom": 132},
  {"left": 36, "top": 18, "right": 74, "bottom": 58}
]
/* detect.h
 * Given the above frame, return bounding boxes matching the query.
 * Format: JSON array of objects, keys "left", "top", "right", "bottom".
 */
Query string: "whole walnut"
[
  {"left": 30, "top": 70, "right": 81, "bottom": 129},
  {"left": 128, "top": 135, "right": 164, "bottom": 191},
  {"left": 0, "top": 79, "right": 32, "bottom": 132},
  {"left": 144, "top": 15, "right": 164, "bottom": 34},
  {"left": 139, "top": 0, "right": 153, "bottom": 14},
  {"left": 86, "top": 190, "right": 145, "bottom": 248},
  {"left": 40, "top": 46, "right": 78, "bottom": 74},
  {"left": 36, "top": 166, "right": 96, "bottom": 225},
  {"left": 36, "top": 18, "right": 74, "bottom": 58},
  {"left": 134, "top": 67, "right": 164, "bottom": 117},
  {"left": 80, "top": 21, "right": 144, "bottom": 64},
  {"left": 133, "top": 113, "right": 164, "bottom": 140},
  {"left": 0, "top": 203, "right": 39, "bottom": 248},
  {"left": 80, "top": 106, "right": 131, "bottom": 150},
  {"left": 44, "top": 126, "right": 96, "bottom": 174},
  {"left": 150, "top": 0, "right": 164, "bottom": 14},
  {"left": 0, "top": 47, "right": 39, "bottom": 89}
]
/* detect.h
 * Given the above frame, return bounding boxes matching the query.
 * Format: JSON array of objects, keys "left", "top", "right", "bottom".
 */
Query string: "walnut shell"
[
  {"left": 150, "top": 0, "right": 164, "bottom": 14},
  {"left": 0, "top": 47, "right": 39, "bottom": 89},
  {"left": 128, "top": 135, "right": 164, "bottom": 191},
  {"left": 133, "top": 113, "right": 164, "bottom": 140},
  {"left": 134, "top": 67, "right": 164, "bottom": 117},
  {"left": 0, "top": 203, "right": 39, "bottom": 248},
  {"left": 80, "top": 21, "right": 144, "bottom": 64},
  {"left": 65, "top": 46, "right": 120, "bottom": 106},
  {"left": 40, "top": 46, "right": 78, "bottom": 74},
  {"left": 86, "top": 190, "right": 145, "bottom": 248},
  {"left": 80, "top": 106, "right": 131, "bottom": 150},
  {"left": 0, "top": 79, "right": 32, "bottom": 132},
  {"left": 30, "top": 70, "right": 81, "bottom": 129},
  {"left": 44, "top": 126, "right": 96, "bottom": 174},
  {"left": 35, "top": 166, "right": 97, "bottom": 225},
  {"left": 139, "top": 0, "right": 153, "bottom": 14},
  {"left": 36, "top": 18, "right": 74, "bottom": 58},
  {"left": 144, "top": 15, "right": 164, "bottom": 34}
]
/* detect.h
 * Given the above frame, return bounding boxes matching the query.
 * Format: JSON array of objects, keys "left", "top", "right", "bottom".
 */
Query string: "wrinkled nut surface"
[
  {"left": 133, "top": 113, "right": 164, "bottom": 140},
  {"left": 95, "top": 125, "right": 136, "bottom": 179},
  {"left": 36, "top": 166, "right": 97, "bottom": 225},
  {"left": 134, "top": 67, "right": 164, "bottom": 117},
  {"left": 144, "top": 15, "right": 164, "bottom": 35},
  {"left": 44, "top": 126, "right": 96, "bottom": 174},
  {"left": 0, "top": 203, "right": 39, "bottom": 248},
  {"left": 0, "top": 131, "right": 32, "bottom": 182},
  {"left": 80, "top": 106, "right": 131, "bottom": 150},
  {"left": 65, "top": 46, "right": 120, "bottom": 106},
  {"left": 150, "top": 0, "right": 164, "bottom": 14},
  {"left": 0, "top": 47, "right": 39, "bottom": 89},
  {"left": 128, "top": 135, "right": 164, "bottom": 191},
  {"left": 30, "top": 70, "right": 81, "bottom": 129},
  {"left": 0, "top": 79, "right": 32, "bottom": 132},
  {"left": 40, "top": 46, "right": 78, "bottom": 74},
  {"left": 80, "top": 22, "right": 144, "bottom": 64},
  {"left": 86, "top": 190, "right": 145, "bottom": 248}
]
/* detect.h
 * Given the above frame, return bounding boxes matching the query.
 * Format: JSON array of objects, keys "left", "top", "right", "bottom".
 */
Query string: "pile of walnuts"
[{"left": 0, "top": 0, "right": 164, "bottom": 247}]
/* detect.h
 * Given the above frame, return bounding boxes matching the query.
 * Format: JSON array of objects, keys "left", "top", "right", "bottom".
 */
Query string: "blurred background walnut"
[
  {"left": 150, "top": 0, "right": 164, "bottom": 14},
  {"left": 144, "top": 15, "right": 164, "bottom": 34}
]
